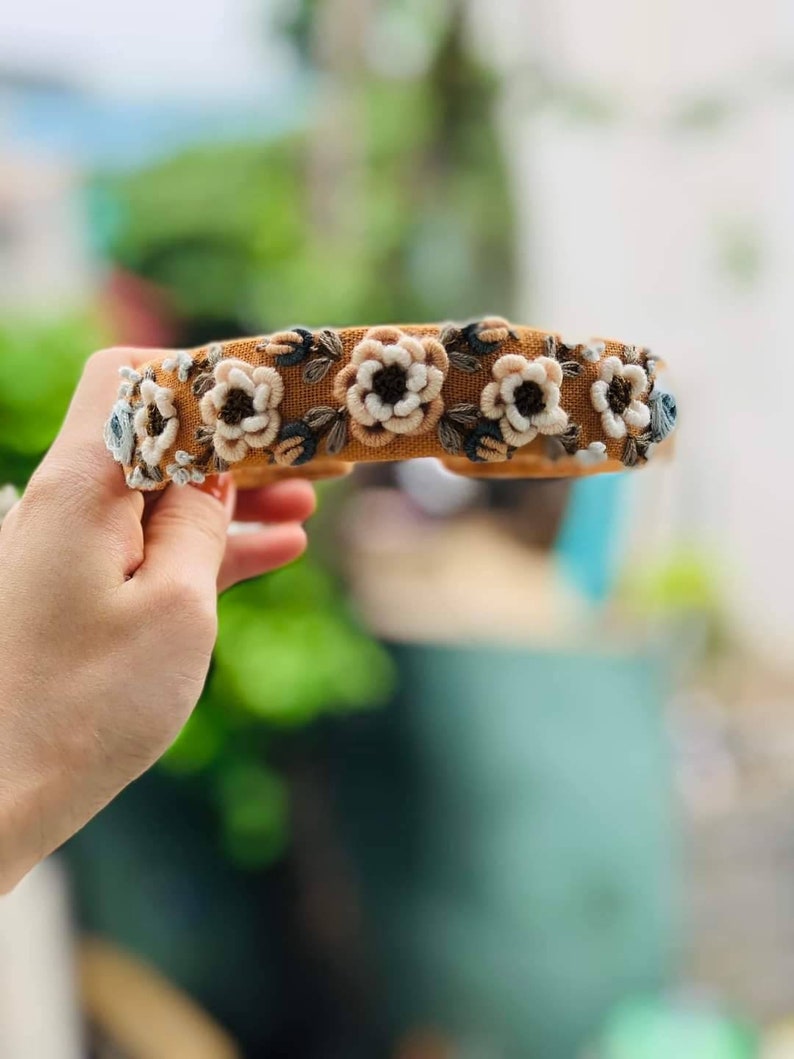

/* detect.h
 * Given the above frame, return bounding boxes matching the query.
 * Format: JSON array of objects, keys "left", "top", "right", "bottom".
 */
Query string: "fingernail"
[{"left": 194, "top": 473, "right": 235, "bottom": 517}]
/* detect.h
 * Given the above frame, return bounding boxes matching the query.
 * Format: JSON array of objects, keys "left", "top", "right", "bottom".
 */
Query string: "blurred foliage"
[
  {"left": 162, "top": 562, "right": 394, "bottom": 868},
  {"left": 0, "top": 315, "right": 106, "bottom": 484},
  {"left": 98, "top": 1, "right": 514, "bottom": 344}
]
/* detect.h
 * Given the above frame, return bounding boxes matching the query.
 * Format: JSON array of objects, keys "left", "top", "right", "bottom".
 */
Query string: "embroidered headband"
[{"left": 104, "top": 318, "right": 677, "bottom": 489}]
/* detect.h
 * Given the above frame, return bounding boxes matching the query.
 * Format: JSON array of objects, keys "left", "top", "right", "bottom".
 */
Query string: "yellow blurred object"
[
  {"left": 762, "top": 1022, "right": 794, "bottom": 1058},
  {"left": 79, "top": 936, "right": 240, "bottom": 1059}
]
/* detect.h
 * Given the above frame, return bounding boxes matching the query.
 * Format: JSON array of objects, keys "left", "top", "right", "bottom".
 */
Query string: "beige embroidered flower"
[
  {"left": 480, "top": 354, "right": 568, "bottom": 448},
  {"left": 200, "top": 358, "right": 284, "bottom": 464},
  {"left": 133, "top": 379, "right": 179, "bottom": 466},
  {"left": 591, "top": 356, "right": 650, "bottom": 439},
  {"left": 333, "top": 326, "right": 448, "bottom": 448}
]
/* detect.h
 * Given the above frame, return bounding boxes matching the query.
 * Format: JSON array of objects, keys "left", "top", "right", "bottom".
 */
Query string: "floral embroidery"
[
  {"left": 166, "top": 451, "right": 206, "bottom": 486},
  {"left": 440, "top": 316, "right": 517, "bottom": 373},
  {"left": 464, "top": 420, "right": 512, "bottom": 463},
  {"left": 162, "top": 350, "right": 194, "bottom": 382},
  {"left": 106, "top": 321, "right": 674, "bottom": 487},
  {"left": 258, "top": 328, "right": 343, "bottom": 384},
  {"left": 104, "top": 397, "right": 136, "bottom": 466},
  {"left": 480, "top": 354, "right": 568, "bottom": 448},
  {"left": 133, "top": 379, "right": 179, "bottom": 466},
  {"left": 199, "top": 358, "right": 284, "bottom": 464},
  {"left": 575, "top": 441, "right": 608, "bottom": 466},
  {"left": 333, "top": 326, "right": 447, "bottom": 448},
  {"left": 591, "top": 356, "right": 651, "bottom": 439},
  {"left": 649, "top": 390, "right": 677, "bottom": 442}
]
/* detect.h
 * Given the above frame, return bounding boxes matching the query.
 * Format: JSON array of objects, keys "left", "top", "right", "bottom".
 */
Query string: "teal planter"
[{"left": 330, "top": 641, "right": 679, "bottom": 1058}]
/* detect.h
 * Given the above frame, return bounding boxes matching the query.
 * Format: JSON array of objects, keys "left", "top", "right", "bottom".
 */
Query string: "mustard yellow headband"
[{"left": 104, "top": 318, "right": 677, "bottom": 489}]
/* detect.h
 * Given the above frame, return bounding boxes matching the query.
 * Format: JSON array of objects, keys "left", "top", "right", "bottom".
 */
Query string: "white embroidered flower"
[
  {"left": 333, "top": 326, "right": 447, "bottom": 448},
  {"left": 574, "top": 441, "right": 608, "bottom": 466},
  {"left": 162, "top": 350, "right": 194, "bottom": 382},
  {"left": 480, "top": 354, "right": 568, "bottom": 448},
  {"left": 166, "top": 451, "right": 206, "bottom": 486},
  {"left": 200, "top": 358, "right": 284, "bottom": 464},
  {"left": 133, "top": 379, "right": 179, "bottom": 466},
  {"left": 590, "top": 356, "right": 650, "bottom": 439}
]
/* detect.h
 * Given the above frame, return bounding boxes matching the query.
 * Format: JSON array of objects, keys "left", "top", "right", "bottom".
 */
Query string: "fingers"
[
  {"left": 217, "top": 523, "right": 307, "bottom": 593},
  {"left": 135, "top": 474, "right": 236, "bottom": 597},
  {"left": 40, "top": 347, "right": 160, "bottom": 514},
  {"left": 233, "top": 480, "right": 316, "bottom": 524}
]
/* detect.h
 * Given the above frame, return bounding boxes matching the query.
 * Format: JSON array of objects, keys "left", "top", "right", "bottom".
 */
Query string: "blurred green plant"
[{"left": 0, "top": 315, "right": 105, "bottom": 484}]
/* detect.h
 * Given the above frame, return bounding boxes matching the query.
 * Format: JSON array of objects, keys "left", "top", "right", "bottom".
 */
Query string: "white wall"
[{"left": 472, "top": 0, "right": 794, "bottom": 656}]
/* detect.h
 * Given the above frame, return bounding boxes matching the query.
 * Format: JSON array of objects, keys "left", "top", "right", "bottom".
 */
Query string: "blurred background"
[{"left": 0, "top": 0, "right": 791, "bottom": 1056}]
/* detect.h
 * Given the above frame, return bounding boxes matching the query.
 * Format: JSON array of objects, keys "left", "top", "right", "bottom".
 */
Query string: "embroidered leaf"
[
  {"left": 316, "top": 328, "right": 343, "bottom": 359},
  {"left": 438, "top": 324, "right": 464, "bottom": 351},
  {"left": 449, "top": 350, "right": 483, "bottom": 373},
  {"left": 325, "top": 413, "right": 348, "bottom": 456},
  {"left": 303, "top": 356, "right": 333, "bottom": 384},
  {"left": 304, "top": 405, "right": 339, "bottom": 432},
  {"left": 559, "top": 423, "right": 582, "bottom": 455},
  {"left": 446, "top": 403, "right": 480, "bottom": 428},
  {"left": 192, "top": 372, "right": 215, "bottom": 397},
  {"left": 438, "top": 418, "right": 463, "bottom": 455},
  {"left": 211, "top": 452, "right": 230, "bottom": 474},
  {"left": 544, "top": 335, "right": 558, "bottom": 359},
  {"left": 622, "top": 436, "right": 639, "bottom": 467},
  {"left": 560, "top": 361, "right": 583, "bottom": 378},
  {"left": 635, "top": 431, "right": 653, "bottom": 459},
  {"left": 142, "top": 463, "right": 163, "bottom": 483},
  {"left": 195, "top": 425, "right": 215, "bottom": 445}
]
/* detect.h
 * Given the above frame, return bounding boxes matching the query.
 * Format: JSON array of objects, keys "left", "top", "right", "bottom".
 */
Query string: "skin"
[{"left": 0, "top": 348, "right": 316, "bottom": 892}]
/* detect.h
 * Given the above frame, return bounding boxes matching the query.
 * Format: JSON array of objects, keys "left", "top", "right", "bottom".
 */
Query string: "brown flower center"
[
  {"left": 607, "top": 375, "right": 632, "bottom": 415},
  {"left": 371, "top": 363, "right": 408, "bottom": 406},
  {"left": 514, "top": 380, "right": 546, "bottom": 420},
  {"left": 147, "top": 405, "right": 169, "bottom": 436},
  {"left": 220, "top": 388, "right": 256, "bottom": 425}
]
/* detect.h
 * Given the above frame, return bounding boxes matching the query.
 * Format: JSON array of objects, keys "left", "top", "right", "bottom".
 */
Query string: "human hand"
[{"left": 0, "top": 347, "right": 315, "bottom": 891}]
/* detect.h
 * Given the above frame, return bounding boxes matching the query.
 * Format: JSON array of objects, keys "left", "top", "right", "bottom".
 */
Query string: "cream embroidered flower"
[
  {"left": 480, "top": 354, "right": 568, "bottom": 448},
  {"left": 591, "top": 356, "right": 650, "bottom": 439},
  {"left": 133, "top": 379, "right": 179, "bottom": 466},
  {"left": 333, "top": 326, "right": 447, "bottom": 448},
  {"left": 200, "top": 358, "right": 284, "bottom": 464}
]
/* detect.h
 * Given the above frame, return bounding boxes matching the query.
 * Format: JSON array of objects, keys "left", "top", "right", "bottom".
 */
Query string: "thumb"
[{"left": 136, "top": 474, "right": 236, "bottom": 594}]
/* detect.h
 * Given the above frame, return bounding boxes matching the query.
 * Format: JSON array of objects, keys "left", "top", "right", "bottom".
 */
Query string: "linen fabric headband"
[{"left": 104, "top": 318, "right": 677, "bottom": 490}]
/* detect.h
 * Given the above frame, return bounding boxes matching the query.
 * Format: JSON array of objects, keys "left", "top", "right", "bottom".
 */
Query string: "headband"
[{"left": 104, "top": 318, "right": 677, "bottom": 489}]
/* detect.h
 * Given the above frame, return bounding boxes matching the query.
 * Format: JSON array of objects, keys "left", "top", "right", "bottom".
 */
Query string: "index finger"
[{"left": 42, "top": 346, "right": 163, "bottom": 508}]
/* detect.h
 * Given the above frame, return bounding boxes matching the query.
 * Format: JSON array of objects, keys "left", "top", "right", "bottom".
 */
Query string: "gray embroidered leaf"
[
  {"left": 438, "top": 418, "right": 463, "bottom": 455},
  {"left": 303, "top": 356, "right": 333, "bottom": 384},
  {"left": 544, "top": 335, "right": 558, "bottom": 358},
  {"left": 304, "top": 406, "right": 339, "bottom": 432},
  {"left": 559, "top": 423, "right": 582, "bottom": 454},
  {"left": 325, "top": 414, "right": 348, "bottom": 456},
  {"left": 446, "top": 403, "right": 480, "bottom": 428},
  {"left": 622, "top": 436, "right": 639, "bottom": 467},
  {"left": 316, "top": 329, "right": 343, "bottom": 359},
  {"left": 192, "top": 373, "right": 215, "bottom": 397},
  {"left": 449, "top": 350, "right": 482, "bottom": 373},
  {"left": 439, "top": 324, "right": 464, "bottom": 350},
  {"left": 560, "top": 361, "right": 583, "bottom": 378}
]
